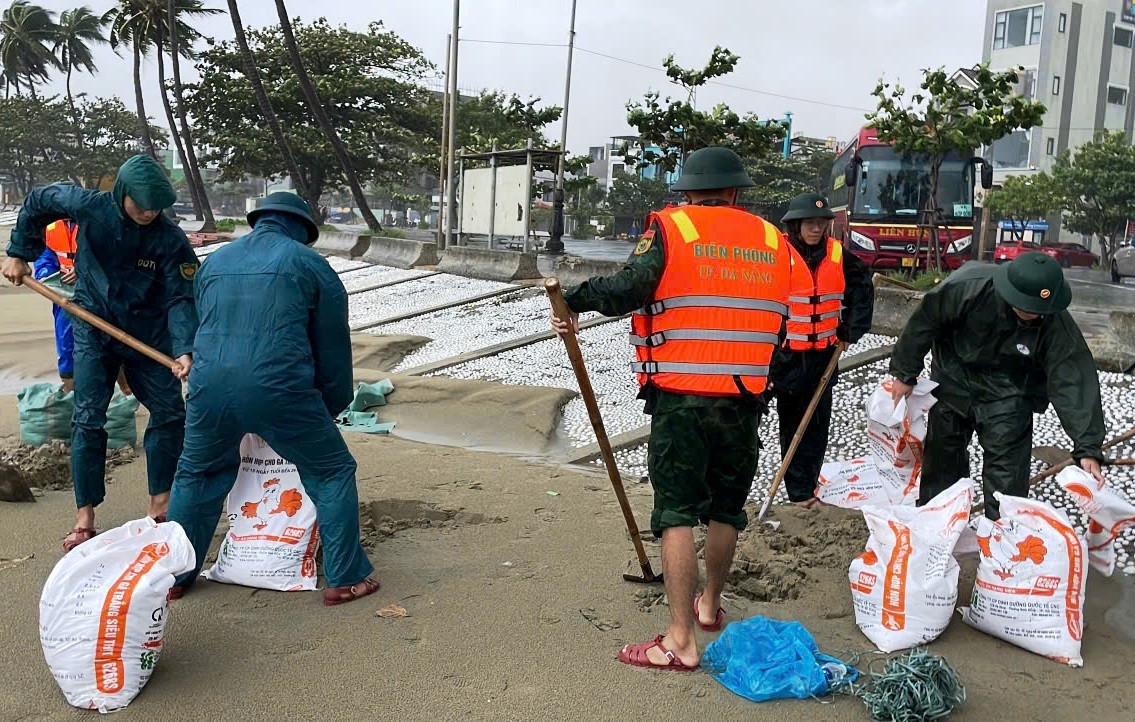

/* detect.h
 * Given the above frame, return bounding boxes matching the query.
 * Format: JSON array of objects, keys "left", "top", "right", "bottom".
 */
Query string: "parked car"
[
  {"left": 1040, "top": 242, "right": 1099, "bottom": 268},
  {"left": 994, "top": 239, "right": 1098, "bottom": 268},
  {"left": 1113, "top": 236, "right": 1135, "bottom": 283},
  {"left": 993, "top": 239, "right": 1039, "bottom": 263}
]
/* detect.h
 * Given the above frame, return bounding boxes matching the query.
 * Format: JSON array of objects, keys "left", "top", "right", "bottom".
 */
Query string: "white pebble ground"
[
  {"left": 348, "top": 274, "right": 511, "bottom": 329},
  {"left": 338, "top": 265, "right": 433, "bottom": 293}
]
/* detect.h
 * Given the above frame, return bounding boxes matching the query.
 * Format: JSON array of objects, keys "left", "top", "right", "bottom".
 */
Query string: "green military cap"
[
  {"left": 782, "top": 192, "right": 836, "bottom": 223},
  {"left": 993, "top": 251, "right": 1072, "bottom": 315},
  {"left": 247, "top": 191, "right": 321, "bottom": 244},
  {"left": 670, "top": 147, "right": 755, "bottom": 191}
]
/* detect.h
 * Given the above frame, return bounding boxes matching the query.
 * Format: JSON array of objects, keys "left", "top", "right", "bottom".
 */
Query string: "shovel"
[
  {"left": 545, "top": 278, "right": 661, "bottom": 584},
  {"left": 1032, "top": 445, "right": 1135, "bottom": 468},
  {"left": 757, "top": 346, "right": 844, "bottom": 521},
  {"left": 21, "top": 276, "right": 180, "bottom": 373},
  {"left": 973, "top": 426, "right": 1135, "bottom": 514}
]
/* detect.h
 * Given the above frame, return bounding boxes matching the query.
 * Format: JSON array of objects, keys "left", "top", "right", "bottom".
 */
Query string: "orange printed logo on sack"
[
  {"left": 239, "top": 478, "right": 304, "bottom": 531},
  {"left": 94, "top": 542, "right": 171, "bottom": 694},
  {"left": 881, "top": 523, "right": 912, "bottom": 631}
]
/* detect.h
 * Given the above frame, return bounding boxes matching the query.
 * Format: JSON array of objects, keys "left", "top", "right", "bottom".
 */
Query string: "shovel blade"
[{"left": 623, "top": 572, "right": 664, "bottom": 584}]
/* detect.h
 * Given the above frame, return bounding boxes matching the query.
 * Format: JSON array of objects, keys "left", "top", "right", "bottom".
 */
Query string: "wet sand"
[{"left": 1, "top": 283, "right": 1134, "bottom": 720}]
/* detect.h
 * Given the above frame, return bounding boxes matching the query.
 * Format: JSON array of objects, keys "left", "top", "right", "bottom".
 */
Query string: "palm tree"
[
  {"left": 0, "top": 1, "right": 58, "bottom": 98},
  {"left": 273, "top": 0, "right": 381, "bottom": 232},
  {"left": 166, "top": 0, "right": 219, "bottom": 231},
  {"left": 52, "top": 6, "right": 109, "bottom": 108},
  {"left": 107, "top": 3, "right": 155, "bottom": 156},
  {"left": 225, "top": 0, "right": 312, "bottom": 210}
]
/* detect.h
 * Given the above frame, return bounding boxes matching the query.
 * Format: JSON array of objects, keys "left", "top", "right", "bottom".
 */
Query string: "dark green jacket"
[
  {"left": 6, "top": 182, "right": 199, "bottom": 358},
  {"left": 889, "top": 262, "right": 1104, "bottom": 460}
]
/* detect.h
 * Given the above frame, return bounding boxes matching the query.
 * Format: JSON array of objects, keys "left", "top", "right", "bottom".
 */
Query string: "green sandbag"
[
  {"left": 335, "top": 380, "right": 396, "bottom": 434},
  {"left": 17, "top": 383, "right": 72, "bottom": 445},
  {"left": 16, "top": 383, "right": 139, "bottom": 449},
  {"left": 38, "top": 271, "right": 76, "bottom": 300}
]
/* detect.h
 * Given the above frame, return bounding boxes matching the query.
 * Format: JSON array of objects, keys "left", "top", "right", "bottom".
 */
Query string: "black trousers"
[
  {"left": 775, "top": 382, "right": 835, "bottom": 502},
  {"left": 919, "top": 398, "right": 1032, "bottom": 520}
]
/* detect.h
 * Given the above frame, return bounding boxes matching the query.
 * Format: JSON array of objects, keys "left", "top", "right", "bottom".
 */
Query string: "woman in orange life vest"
[
  {"left": 33, "top": 219, "right": 131, "bottom": 396},
  {"left": 770, "top": 192, "right": 874, "bottom": 507}
]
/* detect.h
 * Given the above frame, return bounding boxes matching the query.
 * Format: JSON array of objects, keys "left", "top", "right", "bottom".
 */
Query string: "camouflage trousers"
[{"left": 647, "top": 400, "right": 763, "bottom": 536}]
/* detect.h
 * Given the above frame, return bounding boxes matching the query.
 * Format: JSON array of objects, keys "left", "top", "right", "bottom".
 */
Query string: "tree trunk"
[
  {"left": 133, "top": 41, "right": 156, "bottom": 158},
  {"left": 928, "top": 158, "right": 943, "bottom": 272},
  {"left": 226, "top": 0, "right": 312, "bottom": 206},
  {"left": 155, "top": 29, "right": 202, "bottom": 220},
  {"left": 66, "top": 64, "right": 73, "bottom": 110},
  {"left": 170, "top": 0, "right": 215, "bottom": 232},
  {"left": 274, "top": 0, "right": 381, "bottom": 232}
]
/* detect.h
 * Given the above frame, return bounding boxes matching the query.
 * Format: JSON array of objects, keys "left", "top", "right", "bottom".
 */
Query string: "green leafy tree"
[
  {"left": 566, "top": 182, "right": 606, "bottom": 238},
  {"left": 605, "top": 173, "right": 674, "bottom": 231},
  {"left": 1050, "top": 131, "right": 1135, "bottom": 266},
  {"left": 983, "top": 173, "right": 1058, "bottom": 225},
  {"left": 0, "top": 1, "right": 58, "bottom": 98},
  {"left": 0, "top": 94, "right": 166, "bottom": 194},
  {"left": 625, "top": 46, "right": 786, "bottom": 172},
  {"left": 184, "top": 18, "right": 436, "bottom": 210},
  {"left": 452, "top": 90, "right": 562, "bottom": 153},
  {"left": 746, "top": 150, "right": 837, "bottom": 224},
  {"left": 867, "top": 63, "right": 1047, "bottom": 269},
  {"left": 52, "top": 6, "right": 109, "bottom": 106}
]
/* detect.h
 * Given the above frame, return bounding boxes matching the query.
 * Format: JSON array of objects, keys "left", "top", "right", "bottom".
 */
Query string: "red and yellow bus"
[{"left": 829, "top": 127, "right": 991, "bottom": 270}]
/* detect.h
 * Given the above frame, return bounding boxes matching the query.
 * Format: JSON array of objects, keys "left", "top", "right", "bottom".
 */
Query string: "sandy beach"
[{"left": 2, "top": 280, "right": 1134, "bottom": 721}]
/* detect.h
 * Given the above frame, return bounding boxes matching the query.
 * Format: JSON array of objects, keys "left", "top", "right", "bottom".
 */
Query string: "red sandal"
[
  {"left": 62, "top": 527, "right": 97, "bottom": 553},
  {"left": 694, "top": 593, "right": 725, "bottom": 632},
  {"left": 323, "top": 577, "right": 381, "bottom": 607},
  {"left": 618, "top": 635, "right": 698, "bottom": 671}
]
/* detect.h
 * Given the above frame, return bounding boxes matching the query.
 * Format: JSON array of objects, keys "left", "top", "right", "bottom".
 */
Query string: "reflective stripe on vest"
[
  {"left": 45, "top": 220, "right": 78, "bottom": 270},
  {"left": 641, "top": 295, "right": 789, "bottom": 316},
  {"left": 630, "top": 204, "right": 792, "bottom": 397},
  {"left": 785, "top": 237, "right": 845, "bottom": 351},
  {"left": 630, "top": 329, "right": 782, "bottom": 348},
  {"left": 632, "top": 361, "right": 771, "bottom": 376}
]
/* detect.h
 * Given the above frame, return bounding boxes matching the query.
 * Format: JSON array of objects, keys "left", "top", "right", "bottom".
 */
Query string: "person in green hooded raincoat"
[
  {"left": 2, "top": 155, "right": 198, "bottom": 550},
  {"left": 888, "top": 252, "right": 1106, "bottom": 519}
]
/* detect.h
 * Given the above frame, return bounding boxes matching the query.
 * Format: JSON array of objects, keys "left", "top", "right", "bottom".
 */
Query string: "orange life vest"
[
  {"left": 45, "top": 219, "right": 78, "bottom": 271},
  {"left": 785, "top": 237, "right": 845, "bottom": 351},
  {"left": 630, "top": 205, "right": 792, "bottom": 397}
]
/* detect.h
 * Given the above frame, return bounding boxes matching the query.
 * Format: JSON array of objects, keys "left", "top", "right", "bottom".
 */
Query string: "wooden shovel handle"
[
  {"left": 545, "top": 278, "right": 658, "bottom": 581},
  {"left": 22, "top": 276, "right": 180, "bottom": 372}
]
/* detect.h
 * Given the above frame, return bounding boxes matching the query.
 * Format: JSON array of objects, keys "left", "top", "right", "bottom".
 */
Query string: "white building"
[{"left": 983, "top": 0, "right": 1135, "bottom": 182}]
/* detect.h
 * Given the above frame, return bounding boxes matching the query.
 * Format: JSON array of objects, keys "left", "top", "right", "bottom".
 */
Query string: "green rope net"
[{"left": 855, "top": 648, "right": 966, "bottom": 721}]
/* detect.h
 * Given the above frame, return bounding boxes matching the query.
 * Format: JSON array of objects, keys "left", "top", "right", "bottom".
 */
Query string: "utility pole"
[
  {"left": 437, "top": 33, "right": 451, "bottom": 246},
  {"left": 546, "top": 0, "right": 577, "bottom": 254},
  {"left": 443, "top": 0, "right": 460, "bottom": 251}
]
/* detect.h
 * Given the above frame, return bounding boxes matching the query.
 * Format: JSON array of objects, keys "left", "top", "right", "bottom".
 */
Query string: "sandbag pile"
[{"left": 18, "top": 382, "right": 138, "bottom": 449}]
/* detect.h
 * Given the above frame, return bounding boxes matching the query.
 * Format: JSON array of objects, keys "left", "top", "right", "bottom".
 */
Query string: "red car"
[
  {"left": 994, "top": 240, "right": 1099, "bottom": 268},
  {"left": 1040, "top": 242, "right": 1099, "bottom": 268}
]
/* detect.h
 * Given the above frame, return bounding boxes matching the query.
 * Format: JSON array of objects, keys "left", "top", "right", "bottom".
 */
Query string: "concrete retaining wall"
[
  {"left": 313, "top": 231, "right": 369, "bottom": 259},
  {"left": 545, "top": 257, "right": 625, "bottom": 289},
  {"left": 871, "top": 286, "right": 924, "bottom": 337},
  {"left": 437, "top": 246, "right": 541, "bottom": 282},
  {"left": 362, "top": 237, "right": 439, "bottom": 269}
]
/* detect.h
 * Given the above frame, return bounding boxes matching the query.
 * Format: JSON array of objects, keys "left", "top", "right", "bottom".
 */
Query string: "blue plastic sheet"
[{"left": 701, "top": 616, "right": 858, "bottom": 703}]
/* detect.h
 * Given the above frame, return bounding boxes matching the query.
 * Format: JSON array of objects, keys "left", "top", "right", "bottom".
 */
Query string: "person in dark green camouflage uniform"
[
  {"left": 889, "top": 252, "right": 1105, "bottom": 519},
  {"left": 552, "top": 147, "right": 780, "bottom": 671}
]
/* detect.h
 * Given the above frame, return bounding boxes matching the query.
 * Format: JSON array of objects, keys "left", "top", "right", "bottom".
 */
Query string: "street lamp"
[{"left": 546, "top": 0, "right": 578, "bottom": 254}]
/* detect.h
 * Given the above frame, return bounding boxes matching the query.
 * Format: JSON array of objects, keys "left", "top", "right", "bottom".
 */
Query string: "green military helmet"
[
  {"left": 247, "top": 191, "right": 320, "bottom": 245},
  {"left": 782, "top": 192, "right": 835, "bottom": 223},
  {"left": 993, "top": 251, "right": 1072, "bottom": 315},
  {"left": 670, "top": 147, "right": 755, "bottom": 191}
]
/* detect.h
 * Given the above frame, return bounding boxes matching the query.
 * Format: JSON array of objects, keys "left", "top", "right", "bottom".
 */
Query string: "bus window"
[{"left": 851, "top": 147, "right": 974, "bottom": 222}]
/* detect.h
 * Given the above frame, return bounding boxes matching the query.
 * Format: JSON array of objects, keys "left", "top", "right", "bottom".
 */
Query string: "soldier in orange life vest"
[
  {"left": 32, "top": 219, "right": 131, "bottom": 396},
  {"left": 770, "top": 193, "right": 873, "bottom": 507},
  {"left": 551, "top": 147, "right": 793, "bottom": 671}
]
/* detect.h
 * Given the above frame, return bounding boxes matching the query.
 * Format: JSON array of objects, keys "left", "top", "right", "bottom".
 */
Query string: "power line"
[{"left": 460, "top": 37, "right": 873, "bottom": 114}]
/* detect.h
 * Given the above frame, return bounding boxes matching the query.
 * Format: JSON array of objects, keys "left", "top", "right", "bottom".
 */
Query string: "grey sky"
[{"left": 33, "top": 0, "right": 986, "bottom": 153}]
